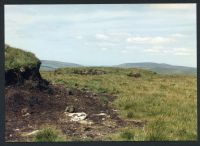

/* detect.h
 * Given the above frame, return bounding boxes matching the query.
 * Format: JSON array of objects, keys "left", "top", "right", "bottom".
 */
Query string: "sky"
[{"left": 5, "top": 4, "right": 197, "bottom": 67}]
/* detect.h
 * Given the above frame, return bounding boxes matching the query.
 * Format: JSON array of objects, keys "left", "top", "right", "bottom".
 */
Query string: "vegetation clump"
[
  {"left": 120, "top": 130, "right": 135, "bottom": 140},
  {"left": 34, "top": 127, "right": 65, "bottom": 142},
  {"left": 127, "top": 72, "right": 141, "bottom": 78},
  {"left": 5, "top": 45, "right": 40, "bottom": 71},
  {"left": 73, "top": 68, "right": 107, "bottom": 75}
]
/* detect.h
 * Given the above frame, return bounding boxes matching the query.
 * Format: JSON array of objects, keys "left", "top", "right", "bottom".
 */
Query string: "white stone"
[
  {"left": 67, "top": 112, "right": 87, "bottom": 122},
  {"left": 22, "top": 130, "right": 40, "bottom": 136},
  {"left": 95, "top": 113, "right": 107, "bottom": 116},
  {"left": 22, "top": 113, "right": 31, "bottom": 117}
]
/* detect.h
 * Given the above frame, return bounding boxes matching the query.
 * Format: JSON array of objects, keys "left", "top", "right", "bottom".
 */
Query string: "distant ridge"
[
  {"left": 40, "top": 60, "right": 82, "bottom": 71},
  {"left": 116, "top": 62, "right": 196, "bottom": 75},
  {"left": 40, "top": 60, "right": 196, "bottom": 75}
]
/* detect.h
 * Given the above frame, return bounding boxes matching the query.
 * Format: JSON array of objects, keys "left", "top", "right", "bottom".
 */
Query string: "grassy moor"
[
  {"left": 5, "top": 4, "right": 197, "bottom": 142},
  {"left": 41, "top": 67, "right": 197, "bottom": 141}
]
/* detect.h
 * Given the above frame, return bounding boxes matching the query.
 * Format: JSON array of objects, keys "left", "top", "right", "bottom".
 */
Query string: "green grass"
[
  {"left": 34, "top": 127, "right": 66, "bottom": 142},
  {"left": 41, "top": 67, "right": 197, "bottom": 141},
  {"left": 5, "top": 45, "right": 39, "bottom": 71}
]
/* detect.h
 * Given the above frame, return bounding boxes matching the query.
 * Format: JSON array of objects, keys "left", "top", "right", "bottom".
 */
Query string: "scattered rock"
[
  {"left": 65, "top": 105, "right": 75, "bottom": 113},
  {"left": 78, "top": 120, "right": 93, "bottom": 125},
  {"left": 21, "top": 130, "right": 40, "bottom": 137},
  {"left": 22, "top": 113, "right": 31, "bottom": 117},
  {"left": 20, "top": 67, "right": 25, "bottom": 72},
  {"left": 67, "top": 112, "right": 87, "bottom": 122},
  {"left": 21, "top": 108, "right": 29, "bottom": 115},
  {"left": 14, "top": 128, "right": 20, "bottom": 132},
  {"left": 94, "top": 113, "right": 107, "bottom": 116}
]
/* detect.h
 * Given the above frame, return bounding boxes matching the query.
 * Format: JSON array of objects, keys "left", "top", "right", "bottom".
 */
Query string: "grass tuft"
[
  {"left": 120, "top": 131, "right": 135, "bottom": 140},
  {"left": 34, "top": 128, "right": 65, "bottom": 142}
]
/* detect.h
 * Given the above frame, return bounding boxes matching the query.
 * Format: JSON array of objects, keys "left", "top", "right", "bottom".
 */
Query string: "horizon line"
[{"left": 40, "top": 59, "right": 197, "bottom": 68}]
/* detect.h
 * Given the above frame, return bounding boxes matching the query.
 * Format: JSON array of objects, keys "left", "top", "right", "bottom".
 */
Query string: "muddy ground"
[{"left": 5, "top": 80, "right": 146, "bottom": 142}]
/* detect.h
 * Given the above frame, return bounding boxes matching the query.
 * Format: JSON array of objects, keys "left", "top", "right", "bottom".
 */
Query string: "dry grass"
[{"left": 41, "top": 67, "right": 197, "bottom": 141}]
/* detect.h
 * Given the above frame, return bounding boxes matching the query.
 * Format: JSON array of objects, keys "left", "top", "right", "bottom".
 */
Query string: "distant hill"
[
  {"left": 116, "top": 62, "right": 196, "bottom": 75},
  {"left": 40, "top": 60, "right": 82, "bottom": 71},
  {"left": 40, "top": 60, "right": 196, "bottom": 75}
]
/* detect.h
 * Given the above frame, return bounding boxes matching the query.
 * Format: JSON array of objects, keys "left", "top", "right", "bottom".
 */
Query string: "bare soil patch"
[{"left": 5, "top": 80, "right": 145, "bottom": 141}]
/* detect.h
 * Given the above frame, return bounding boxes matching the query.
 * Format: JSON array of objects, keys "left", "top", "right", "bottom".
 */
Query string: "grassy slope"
[
  {"left": 5, "top": 45, "right": 39, "bottom": 71},
  {"left": 41, "top": 67, "right": 197, "bottom": 141}
]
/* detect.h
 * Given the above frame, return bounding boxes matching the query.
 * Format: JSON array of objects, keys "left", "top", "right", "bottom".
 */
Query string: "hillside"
[
  {"left": 116, "top": 62, "right": 196, "bottom": 75},
  {"left": 40, "top": 60, "right": 82, "bottom": 71}
]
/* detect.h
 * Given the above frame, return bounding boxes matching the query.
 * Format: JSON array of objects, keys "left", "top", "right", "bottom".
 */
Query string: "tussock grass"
[
  {"left": 5, "top": 45, "right": 39, "bottom": 71},
  {"left": 34, "top": 127, "right": 66, "bottom": 142},
  {"left": 41, "top": 67, "right": 197, "bottom": 141}
]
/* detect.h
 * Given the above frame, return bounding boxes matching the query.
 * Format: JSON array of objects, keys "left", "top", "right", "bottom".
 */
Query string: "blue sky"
[{"left": 5, "top": 4, "right": 196, "bottom": 67}]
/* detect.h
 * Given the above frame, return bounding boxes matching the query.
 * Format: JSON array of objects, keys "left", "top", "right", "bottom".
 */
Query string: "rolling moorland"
[
  {"left": 40, "top": 60, "right": 196, "bottom": 75},
  {"left": 5, "top": 45, "right": 197, "bottom": 141}
]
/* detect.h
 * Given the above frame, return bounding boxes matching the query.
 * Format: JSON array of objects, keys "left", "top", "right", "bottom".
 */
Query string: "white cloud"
[
  {"left": 108, "top": 32, "right": 131, "bottom": 37},
  {"left": 172, "top": 48, "right": 195, "bottom": 56},
  {"left": 84, "top": 42, "right": 89, "bottom": 46},
  {"left": 149, "top": 4, "right": 195, "bottom": 10},
  {"left": 101, "top": 47, "right": 108, "bottom": 51},
  {"left": 95, "top": 34, "right": 109, "bottom": 40},
  {"left": 126, "top": 36, "right": 174, "bottom": 45},
  {"left": 144, "top": 47, "right": 194, "bottom": 56},
  {"left": 75, "top": 35, "right": 83, "bottom": 40},
  {"left": 171, "top": 33, "right": 186, "bottom": 38},
  {"left": 97, "top": 42, "right": 117, "bottom": 47},
  {"left": 144, "top": 47, "right": 163, "bottom": 53},
  {"left": 121, "top": 50, "right": 128, "bottom": 53}
]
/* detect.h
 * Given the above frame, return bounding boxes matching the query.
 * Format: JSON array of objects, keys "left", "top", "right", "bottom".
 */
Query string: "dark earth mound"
[{"left": 5, "top": 62, "right": 44, "bottom": 85}]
